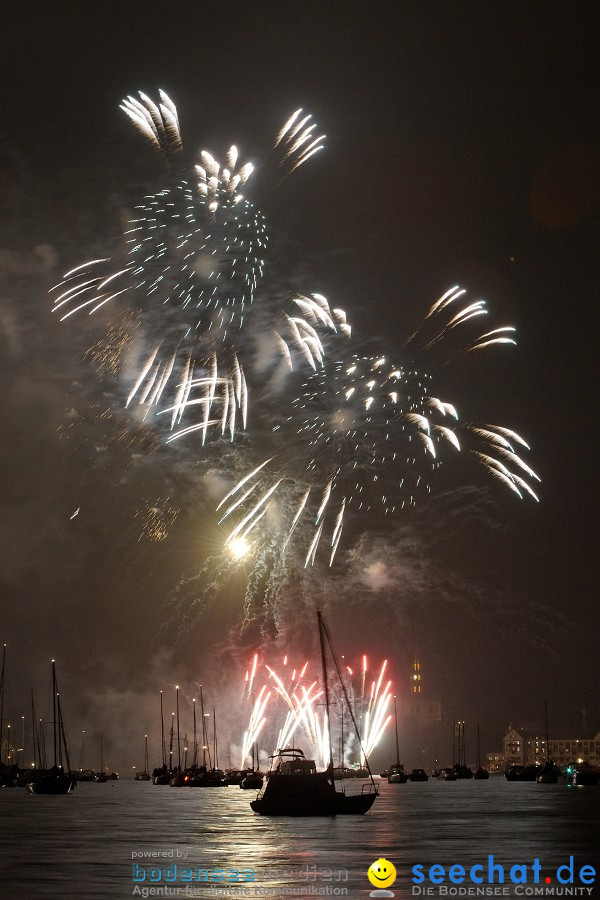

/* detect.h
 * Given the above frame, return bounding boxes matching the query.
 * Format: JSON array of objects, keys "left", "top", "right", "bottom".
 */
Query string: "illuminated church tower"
[
  {"left": 401, "top": 655, "right": 441, "bottom": 727},
  {"left": 396, "top": 653, "right": 442, "bottom": 769},
  {"left": 411, "top": 658, "right": 422, "bottom": 694}
]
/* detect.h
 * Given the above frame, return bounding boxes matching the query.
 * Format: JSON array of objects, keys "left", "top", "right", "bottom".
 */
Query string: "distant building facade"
[
  {"left": 501, "top": 727, "right": 600, "bottom": 767},
  {"left": 486, "top": 751, "right": 505, "bottom": 773}
]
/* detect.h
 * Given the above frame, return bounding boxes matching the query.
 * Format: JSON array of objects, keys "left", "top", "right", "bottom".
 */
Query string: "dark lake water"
[{"left": 0, "top": 777, "right": 598, "bottom": 899}]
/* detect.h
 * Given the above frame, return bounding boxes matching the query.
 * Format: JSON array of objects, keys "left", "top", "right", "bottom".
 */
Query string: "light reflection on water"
[{"left": 0, "top": 778, "right": 598, "bottom": 899}]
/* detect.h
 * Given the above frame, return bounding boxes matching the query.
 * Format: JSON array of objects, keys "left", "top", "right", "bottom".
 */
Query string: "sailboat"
[
  {"left": 153, "top": 693, "right": 171, "bottom": 784},
  {"left": 473, "top": 723, "right": 489, "bottom": 779},
  {"left": 186, "top": 689, "right": 227, "bottom": 786},
  {"left": 170, "top": 686, "right": 186, "bottom": 786},
  {"left": 94, "top": 736, "right": 108, "bottom": 782},
  {"left": 453, "top": 721, "right": 473, "bottom": 779},
  {"left": 27, "top": 660, "right": 76, "bottom": 794},
  {"left": 387, "top": 696, "right": 407, "bottom": 784},
  {"left": 240, "top": 741, "right": 263, "bottom": 789},
  {"left": 0, "top": 644, "right": 18, "bottom": 788},
  {"left": 135, "top": 735, "right": 151, "bottom": 780},
  {"left": 249, "top": 611, "right": 378, "bottom": 816},
  {"left": 537, "top": 702, "right": 559, "bottom": 784}
]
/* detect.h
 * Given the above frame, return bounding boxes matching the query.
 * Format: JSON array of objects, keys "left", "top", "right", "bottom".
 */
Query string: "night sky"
[{"left": 1, "top": 2, "right": 598, "bottom": 772}]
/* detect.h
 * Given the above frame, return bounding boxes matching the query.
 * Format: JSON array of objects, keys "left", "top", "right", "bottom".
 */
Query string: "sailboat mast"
[
  {"left": 200, "top": 686, "right": 207, "bottom": 768},
  {"left": 544, "top": 700, "right": 550, "bottom": 762},
  {"left": 100, "top": 735, "right": 103, "bottom": 774},
  {"left": 160, "top": 691, "right": 165, "bottom": 767},
  {"left": 317, "top": 610, "right": 334, "bottom": 770},
  {"left": 176, "top": 686, "right": 181, "bottom": 772},
  {"left": 213, "top": 708, "right": 218, "bottom": 769},
  {"left": 52, "top": 659, "right": 58, "bottom": 767},
  {"left": 394, "top": 695, "right": 400, "bottom": 766},
  {"left": 57, "top": 691, "right": 71, "bottom": 772},
  {"left": 319, "top": 612, "right": 375, "bottom": 785},
  {"left": 0, "top": 645, "right": 5, "bottom": 766},
  {"left": 477, "top": 723, "right": 481, "bottom": 769},
  {"left": 192, "top": 699, "right": 197, "bottom": 768},
  {"left": 31, "top": 690, "right": 38, "bottom": 770},
  {"left": 144, "top": 734, "right": 148, "bottom": 773}
]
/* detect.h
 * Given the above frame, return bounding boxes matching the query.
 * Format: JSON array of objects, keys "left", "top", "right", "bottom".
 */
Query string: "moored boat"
[
  {"left": 473, "top": 724, "right": 489, "bottom": 780},
  {"left": 505, "top": 764, "right": 541, "bottom": 782},
  {"left": 240, "top": 770, "right": 263, "bottom": 790},
  {"left": 536, "top": 760, "right": 559, "bottom": 784},
  {"left": 240, "top": 741, "right": 263, "bottom": 789},
  {"left": 152, "top": 765, "right": 171, "bottom": 785},
  {"left": 565, "top": 762, "right": 599, "bottom": 786},
  {"left": 387, "top": 697, "right": 406, "bottom": 783},
  {"left": 537, "top": 703, "right": 559, "bottom": 784},
  {"left": 135, "top": 735, "right": 151, "bottom": 780},
  {"left": 388, "top": 764, "right": 407, "bottom": 784},
  {"left": 226, "top": 769, "right": 245, "bottom": 784},
  {"left": 27, "top": 661, "right": 76, "bottom": 795},
  {"left": 334, "top": 766, "right": 356, "bottom": 780},
  {"left": 250, "top": 749, "right": 377, "bottom": 816},
  {"left": 93, "top": 736, "right": 108, "bottom": 782},
  {"left": 250, "top": 611, "right": 378, "bottom": 817}
]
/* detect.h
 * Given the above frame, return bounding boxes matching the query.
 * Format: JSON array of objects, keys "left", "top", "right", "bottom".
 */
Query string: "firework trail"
[
  {"left": 359, "top": 659, "right": 393, "bottom": 764},
  {"left": 133, "top": 497, "right": 179, "bottom": 542},
  {"left": 240, "top": 683, "right": 270, "bottom": 768}
]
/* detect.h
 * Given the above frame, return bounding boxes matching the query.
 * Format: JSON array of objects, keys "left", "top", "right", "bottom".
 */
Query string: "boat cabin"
[{"left": 275, "top": 755, "right": 317, "bottom": 776}]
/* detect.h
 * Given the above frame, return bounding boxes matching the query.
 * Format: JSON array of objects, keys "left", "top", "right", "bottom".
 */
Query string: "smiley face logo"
[{"left": 368, "top": 858, "right": 397, "bottom": 889}]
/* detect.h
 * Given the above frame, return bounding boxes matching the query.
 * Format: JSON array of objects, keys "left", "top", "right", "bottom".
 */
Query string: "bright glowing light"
[{"left": 229, "top": 538, "right": 250, "bottom": 559}]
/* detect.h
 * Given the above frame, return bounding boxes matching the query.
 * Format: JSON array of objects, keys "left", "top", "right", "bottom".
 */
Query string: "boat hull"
[
  {"left": 240, "top": 775, "right": 263, "bottom": 790},
  {"left": 574, "top": 772, "right": 599, "bottom": 786},
  {"left": 251, "top": 791, "right": 377, "bottom": 816},
  {"left": 27, "top": 774, "right": 76, "bottom": 794},
  {"left": 388, "top": 773, "right": 407, "bottom": 783}
]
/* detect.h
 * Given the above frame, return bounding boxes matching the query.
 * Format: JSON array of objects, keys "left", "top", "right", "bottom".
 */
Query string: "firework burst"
[
  {"left": 215, "top": 284, "right": 539, "bottom": 567},
  {"left": 51, "top": 92, "right": 346, "bottom": 446},
  {"left": 238, "top": 653, "right": 392, "bottom": 770}
]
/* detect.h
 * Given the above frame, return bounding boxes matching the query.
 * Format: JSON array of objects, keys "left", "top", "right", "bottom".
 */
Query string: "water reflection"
[{"left": 0, "top": 778, "right": 597, "bottom": 898}]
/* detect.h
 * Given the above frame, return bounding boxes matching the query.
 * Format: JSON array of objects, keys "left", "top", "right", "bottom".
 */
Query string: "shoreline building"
[{"left": 488, "top": 727, "right": 600, "bottom": 769}]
